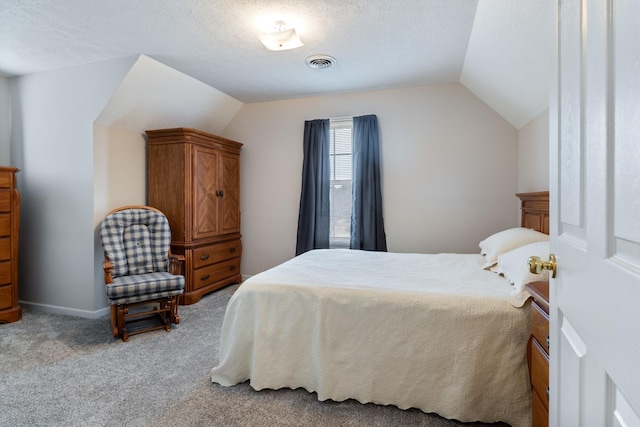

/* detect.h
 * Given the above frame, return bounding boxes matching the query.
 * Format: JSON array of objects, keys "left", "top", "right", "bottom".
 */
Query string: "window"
[
  {"left": 296, "top": 115, "right": 385, "bottom": 255},
  {"left": 329, "top": 118, "right": 353, "bottom": 248}
]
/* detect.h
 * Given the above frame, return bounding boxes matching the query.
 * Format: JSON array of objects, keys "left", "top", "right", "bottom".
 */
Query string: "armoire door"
[
  {"left": 549, "top": 0, "right": 640, "bottom": 425},
  {"left": 219, "top": 152, "right": 240, "bottom": 235},
  {"left": 192, "top": 145, "right": 219, "bottom": 240}
]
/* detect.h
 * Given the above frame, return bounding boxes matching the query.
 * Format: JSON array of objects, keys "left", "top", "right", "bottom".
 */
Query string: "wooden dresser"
[
  {"left": 146, "top": 128, "right": 242, "bottom": 305},
  {"left": 526, "top": 281, "right": 550, "bottom": 427},
  {"left": 0, "top": 167, "right": 21, "bottom": 323}
]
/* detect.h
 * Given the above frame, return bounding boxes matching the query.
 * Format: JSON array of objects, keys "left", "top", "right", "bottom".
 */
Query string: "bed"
[{"left": 211, "top": 192, "right": 550, "bottom": 427}]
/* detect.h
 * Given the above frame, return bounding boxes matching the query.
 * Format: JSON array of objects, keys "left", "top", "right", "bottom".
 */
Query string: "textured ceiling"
[{"left": 0, "top": 0, "right": 553, "bottom": 128}]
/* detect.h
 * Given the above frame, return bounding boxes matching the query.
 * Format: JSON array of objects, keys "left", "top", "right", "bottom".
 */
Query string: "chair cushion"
[
  {"left": 106, "top": 272, "right": 185, "bottom": 305},
  {"left": 101, "top": 208, "right": 172, "bottom": 278}
]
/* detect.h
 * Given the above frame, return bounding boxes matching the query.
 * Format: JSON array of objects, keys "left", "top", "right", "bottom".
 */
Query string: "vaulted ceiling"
[{"left": 0, "top": 0, "right": 554, "bottom": 129}]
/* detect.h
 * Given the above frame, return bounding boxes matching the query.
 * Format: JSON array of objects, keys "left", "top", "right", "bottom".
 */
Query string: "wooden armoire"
[{"left": 146, "top": 128, "right": 242, "bottom": 304}]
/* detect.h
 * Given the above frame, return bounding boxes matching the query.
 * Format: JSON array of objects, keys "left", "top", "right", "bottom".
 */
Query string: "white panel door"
[{"left": 550, "top": 0, "right": 640, "bottom": 425}]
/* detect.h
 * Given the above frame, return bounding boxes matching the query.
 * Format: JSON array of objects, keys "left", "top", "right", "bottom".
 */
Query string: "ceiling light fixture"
[{"left": 258, "top": 21, "right": 304, "bottom": 51}]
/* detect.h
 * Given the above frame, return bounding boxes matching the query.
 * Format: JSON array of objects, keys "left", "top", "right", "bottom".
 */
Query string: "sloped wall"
[
  {"left": 460, "top": 0, "right": 554, "bottom": 129},
  {"left": 94, "top": 55, "right": 242, "bottom": 134},
  {"left": 11, "top": 55, "right": 243, "bottom": 316}
]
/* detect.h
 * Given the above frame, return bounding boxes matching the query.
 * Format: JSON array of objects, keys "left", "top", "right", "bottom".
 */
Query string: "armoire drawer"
[
  {"left": 192, "top": 240, "right": 241, "bottom": 269},
  {"left": 192, "top": 258, "right": 241, "bottom": 290}
]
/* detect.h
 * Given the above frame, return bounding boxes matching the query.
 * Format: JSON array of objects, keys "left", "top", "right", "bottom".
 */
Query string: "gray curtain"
[
  {"left": 295, "top": 119, "right": 330, "bottom": 256},
  {"left": 350, "top": 114, "right": 387, "bottom": 251}
]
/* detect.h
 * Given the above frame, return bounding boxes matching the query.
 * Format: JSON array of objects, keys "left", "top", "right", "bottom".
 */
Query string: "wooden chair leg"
[
  {"left": 161, "top": 299, "right": 171, "bottom": 332},
  {"left": 170, "top": 296, "right": 180, "bottom": 325},
  {"left": 119, "top": 305, "right": 129, "bottom": 342},
  {"left": 110, "top": 305, "right": 119, "bottom": 337}
]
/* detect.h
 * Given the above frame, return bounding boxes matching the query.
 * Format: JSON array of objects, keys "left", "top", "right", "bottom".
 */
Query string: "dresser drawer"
[
  {"left": 531, "top": 338, "right": 549, "bottom": 410},
  {"left": 0, "top": 191, "right": 10, "bottom": 213},
  {"left": 0, "top": 261, "right": 11, "bottom": 285},
  {"left": 0, "top": 172, "right": 11, "bottom": 189},
  {"left": 532, "top": 384, "right": 549, "bottom": 427},
  {"left": 0, "top": 237, "right": 10, "bottom": 261},
  {"left": 531, "top": 301, "right": 550, "bottom": 353},
  {"left": 0, "top": 168, "right": 19, "bottom": 323},
  {"left": 0, "top": 284, "right": 12, "bottom": 310},
  {"left": 192, "top": 258, "right": 240, "bottom": 290},
  {"left": 192, "top": 240, "right": 241, "bottom": 269},
  {"left": 0, "top": 214, "right": 10, "bottom": 237}
]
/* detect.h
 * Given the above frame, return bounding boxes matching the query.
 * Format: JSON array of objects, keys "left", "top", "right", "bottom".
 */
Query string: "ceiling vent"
[{"left": 305, "top": 54, "right": 336, "bottom": 69}]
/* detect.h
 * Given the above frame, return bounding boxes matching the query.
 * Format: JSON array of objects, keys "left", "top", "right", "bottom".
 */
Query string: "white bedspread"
[{"left": 211, "top": 249, "right": 531, "bottom": 427}]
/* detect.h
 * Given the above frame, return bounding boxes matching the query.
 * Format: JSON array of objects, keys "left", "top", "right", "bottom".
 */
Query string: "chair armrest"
[
  {"left": 103, "top": 259, "right": 114, "bottom": 284},
  {"left": 168, "top": 254, "right": 185, "bottom": 276}
]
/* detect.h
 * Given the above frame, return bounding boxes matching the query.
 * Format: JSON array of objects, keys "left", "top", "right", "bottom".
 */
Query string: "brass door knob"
[{"left": 528, "top": 254, "right": 557, "bottom": 278}]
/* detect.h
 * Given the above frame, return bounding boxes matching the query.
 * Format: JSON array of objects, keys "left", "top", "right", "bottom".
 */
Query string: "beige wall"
[
  {"left": 7, "top": 54, "right": 546, "bottom": 316},
  {"left": 93, "top": 125, "right": 147, "bottom": 218},
  {"left": 93, "top": 125, "right": 148, "bottom": 310},
  {"left": 222, "top": 83, "right": 520, "bottom": 276},
  {"left": 518, "top": 109, "right": 549, "bottom": 193},
  {"left": 0, "top": 76, "right": 10, "bottom": 165},
  {"left": 11, "top": 57, "right": 136, "bottom": 314}
]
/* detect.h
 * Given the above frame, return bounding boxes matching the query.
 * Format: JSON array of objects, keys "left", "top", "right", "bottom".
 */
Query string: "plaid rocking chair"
[{"left": 100, "top": 206, "right": 185, "bottom": 341}]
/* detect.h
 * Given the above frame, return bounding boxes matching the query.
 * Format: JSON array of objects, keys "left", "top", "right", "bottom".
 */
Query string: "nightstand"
[{"left": 526, "top": 281, "right": 549, "bottom": 427}]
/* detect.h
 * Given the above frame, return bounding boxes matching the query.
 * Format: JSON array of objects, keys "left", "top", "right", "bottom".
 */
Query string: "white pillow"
[
  {"left": 479, "top": 227, "right": 549, "bottom": 269},
  {"left": 496, "top": 241, "right": 550, "bottom": 306}
]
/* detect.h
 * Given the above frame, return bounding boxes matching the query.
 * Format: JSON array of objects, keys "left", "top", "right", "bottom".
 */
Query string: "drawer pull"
[
  {"left": 200, "top": 254, "right": 210, "bottom": 261},
  {"left": 228, "top": 266, "right": 236, "bottom": 271},
  {"left": 200, "top": 274, "right": 210, "bottom": 281},
  {"left": 229, "top": 247, "right": 236, "bottom": 253},
  {"left": 546, "top": 387, "right": 549, "bottom": 400},
  {"left": 546, "top": 336, "right": 550, "bottom": 349}
]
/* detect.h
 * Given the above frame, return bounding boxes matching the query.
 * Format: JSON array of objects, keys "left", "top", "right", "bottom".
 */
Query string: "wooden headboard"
[{"left": 516, "top": 191, "right": 549, "bottom": 234}]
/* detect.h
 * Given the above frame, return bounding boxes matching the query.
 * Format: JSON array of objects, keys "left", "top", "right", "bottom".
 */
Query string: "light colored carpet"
[{"left": 0, "top": 285, "right": 509, "bottom": 427}]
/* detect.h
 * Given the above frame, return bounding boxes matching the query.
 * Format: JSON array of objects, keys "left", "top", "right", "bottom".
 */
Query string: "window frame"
[{"left": 328, "top": 117, "right": 353, "bottom": 249}]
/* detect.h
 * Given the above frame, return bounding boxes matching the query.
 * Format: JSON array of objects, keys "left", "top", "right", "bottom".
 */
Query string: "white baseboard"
[
  {"left": 19, "top": 300, "right": 110, "bottom": 319},
  {"left": 19, "top": 279, "right": 250, "bottom": 318}
]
